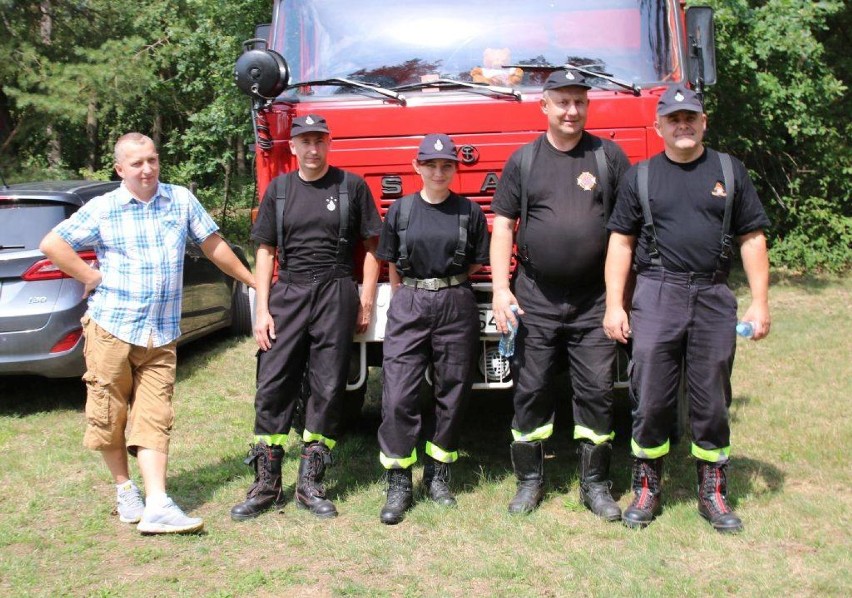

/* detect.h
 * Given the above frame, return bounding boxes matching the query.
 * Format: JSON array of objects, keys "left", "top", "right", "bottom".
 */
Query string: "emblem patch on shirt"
[
  {"left": 576, "top": 171, "right": 597, "bottom": 191},
  {"left": 711, "top": 181, "right": 727, "bottom": 198},
  {"left": 326, "top": 196, "right": 337, "bottom": 211}
]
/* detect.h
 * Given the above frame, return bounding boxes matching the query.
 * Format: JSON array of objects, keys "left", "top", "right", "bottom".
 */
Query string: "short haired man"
[
  {"left": 40, "top": 132, "right": 256, "bottom": 534},
  {"left": 604, "top": 85, "right": 771, "bottom": 532},
  {"left": 490, "top": 70, "right": 631, "bottom": 519},
  {"left": 230, "top": 114, "right": 382, "bottom": 521}
]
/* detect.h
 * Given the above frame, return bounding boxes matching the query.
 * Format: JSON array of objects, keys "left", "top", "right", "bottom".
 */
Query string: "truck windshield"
[{"left": 271, "top": 0, "right": 679, "bottom": 97}]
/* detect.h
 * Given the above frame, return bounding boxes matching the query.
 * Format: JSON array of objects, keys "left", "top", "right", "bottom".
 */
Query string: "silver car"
[{"left": 0, "top": 180, "right": 252, "bottom": 378}]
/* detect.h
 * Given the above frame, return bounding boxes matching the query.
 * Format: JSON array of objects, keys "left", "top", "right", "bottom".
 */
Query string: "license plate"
[{"left": 478, "top": 307, "right": 499, "bottom": 334}]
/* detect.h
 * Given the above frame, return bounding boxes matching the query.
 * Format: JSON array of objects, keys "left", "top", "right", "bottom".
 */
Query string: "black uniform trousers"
[
  {"left": 629, "top": 268, "right": 736, "bottom": 463},
  {"left": 510, "top": 269, "right": 616, "bottom": 443},
  {"left": 254, "top": 268, "right": 359, "bottom": 445},
  {"left": 378, "top": 284, "right": 479, "bottom": 468}
]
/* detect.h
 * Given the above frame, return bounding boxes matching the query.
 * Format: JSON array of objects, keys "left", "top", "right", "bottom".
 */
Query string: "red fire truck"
[{"left": 234, "top": 0, "right": 717, "bottom": 399}]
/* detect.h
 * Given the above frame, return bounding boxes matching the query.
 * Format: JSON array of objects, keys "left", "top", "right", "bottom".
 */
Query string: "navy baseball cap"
[
  {"left": 291, "top": 114, "right": 330, "bottom": 136},
  {"left": 417, "top": 133, "right": 459, "bottom": 162},
  {"left": 543, "top": 69, "right": 592, "bottom": 91},
  {"left": 657, "top": 85, "right": 703, "bottom": 116}
]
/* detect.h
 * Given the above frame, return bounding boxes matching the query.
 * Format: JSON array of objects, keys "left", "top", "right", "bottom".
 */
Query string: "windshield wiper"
[
  {"left": 504, "top": 63, "right": 641, "bottom": 97},
  {"left": 0, "top": 244, "right": 25, "bottom": 250},
  {"left": 287, "top": 77, "right": 407, "bottom": 105},
  {"left": 393, "top": 79, "right": 521, "bottom": 102}
]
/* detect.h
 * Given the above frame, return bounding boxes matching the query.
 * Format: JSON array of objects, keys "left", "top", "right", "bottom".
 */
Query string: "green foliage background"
[
  {"left": 698, "top": 0, "right": 850, "bottom": 273},
  {"left": 1, "top": 0, "right": 849, "bottom": 272}
]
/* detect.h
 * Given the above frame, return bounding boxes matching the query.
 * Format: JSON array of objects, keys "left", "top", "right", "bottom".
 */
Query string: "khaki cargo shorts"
[{"left": 81, "top": 315, "right": 177, "bottom": 455}]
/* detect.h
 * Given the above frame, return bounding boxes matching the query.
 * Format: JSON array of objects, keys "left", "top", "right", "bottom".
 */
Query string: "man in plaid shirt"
[{"left": 40, "top": 132, "right": 255, "bottom": 534}]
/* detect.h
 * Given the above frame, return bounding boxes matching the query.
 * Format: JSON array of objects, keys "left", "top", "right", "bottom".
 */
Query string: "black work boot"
[
  {"left": 380, "top": 468, "right": 414, "bottom": 525},
  {"left": 697, "top": 460, "right": 743, "bottom": 533},
  {"left": 578, "top": 441, "right": 621, "bottom": 522},
  {"left": 230, "top": 443, "right": 286, "bottom": 521},
  {"left": 622, "top": 457, "right": 663, "bottom": 529},
  {"left": 423, "top": 456, "right": 457, "bottom": 507},
  {"left": 295, "top": 442, "right": 338, "bottom": 518},
  {"left": 508, "top": 441, "right": 545, "bottom": 515}
]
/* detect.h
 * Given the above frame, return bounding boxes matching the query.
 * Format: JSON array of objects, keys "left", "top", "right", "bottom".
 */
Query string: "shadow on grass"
[
  {"left": 0, "top": 375, "right": 86, "bottom": 416},
  {"left": 0, "top": 329, "right": 243, "bottom": 418}
]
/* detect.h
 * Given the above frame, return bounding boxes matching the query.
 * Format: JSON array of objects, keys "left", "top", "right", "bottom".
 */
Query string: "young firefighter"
[
  {"left": 604, "top": 85, "right": 771, "bottom": 532},
  {"left": 231, "top": 114, "right": 382, "bottom": 521},
  {"left": 375, "top": 134, "right": 490, "bottom": 525}
]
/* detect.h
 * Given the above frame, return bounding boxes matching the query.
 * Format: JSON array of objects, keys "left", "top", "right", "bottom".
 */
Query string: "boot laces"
[
  {"left": 385, "top": 471, "right": 412, "bottom": 507},
  {"left": 246, "top": 445, "right": 278, "bottom": 498},
  {"left": 430, "top": 462, "right": 450, "bottom": 486},
  {"left": 632, "top": 460, "right": 660, "bottom": 510},
  {"left": 301, "top": 446, "right": 328, "bottom": 498},
  {"left": 700, "top": 464, "right": 731, "bottom": 515}
]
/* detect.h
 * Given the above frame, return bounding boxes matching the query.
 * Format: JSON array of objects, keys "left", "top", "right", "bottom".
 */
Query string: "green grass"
[{"left": 0, "top": 274, "right": 849, "bottom": 597}]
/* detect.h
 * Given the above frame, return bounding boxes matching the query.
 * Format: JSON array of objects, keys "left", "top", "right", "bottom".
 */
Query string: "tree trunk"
[
  {"left": 236, "top": 137, "right": 246, "bottom": 177},
  {"left": 222, "top": 157, "right": 232, "bottom": 225},
  {"left": 40, "top": 1, "right": 52, "bottom": 45},
  {"left": 152, "top": 112, "right": 162, "bottom": 149},
  {"left": 41, "top": 1, "right": 61, "bottom": 168},
  {"left": 86, "top": 99, "right": 98, "bottom": 173},
  {"left": 46, "top": 124, "right": 61, "bottom": 168}
]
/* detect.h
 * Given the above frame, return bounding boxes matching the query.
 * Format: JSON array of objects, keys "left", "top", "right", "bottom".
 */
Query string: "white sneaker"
[
  {"left": 116, "top": 481, "right": 145, "bottom": 524},
  {"left": 137, "top": 498, "right": 204, "bottom": 535}
]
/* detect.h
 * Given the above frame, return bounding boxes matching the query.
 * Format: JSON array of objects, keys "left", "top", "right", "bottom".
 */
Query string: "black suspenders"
[
  {"left": 637, "top": 152, "right": 736, "bottom": 277},
  {"left": 516, "top": 136, "right": 610, "bottom": 265},
  {"left": 274, "top": 171, "right": 351, "bottom": 268},
  {"left": 396, "top": 193, "right": 471, "bottom": 276}
]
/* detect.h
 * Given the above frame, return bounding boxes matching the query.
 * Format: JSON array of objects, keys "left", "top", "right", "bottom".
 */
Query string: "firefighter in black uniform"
[
  {"left": 375, "top": 133, "right": 490, "bottom": 525},
  {"left": 231, "top": 114, "right": 382, "bottom": 521},
  {"left": 490, "top": 70, "right": 630, "bottom": 520},
  {"left": 604, "top": 85, "right": 771, "bottom": 533}
]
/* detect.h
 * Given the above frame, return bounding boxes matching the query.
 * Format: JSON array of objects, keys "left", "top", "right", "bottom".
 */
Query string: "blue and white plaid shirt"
[{"left": 53, "top": 182, "right": 218, "bottom": 347}]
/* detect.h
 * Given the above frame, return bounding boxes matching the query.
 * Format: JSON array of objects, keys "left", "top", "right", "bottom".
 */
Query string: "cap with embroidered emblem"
[
  {"left": 417, "top": 133, "right": 459, "bottom": 162},
  {"left": 657, "top": 85, "right": 703, "bottom": 116},
  {"left": 543, "top": 69, "right": 592, "bottom": 91},
  {"left": 291, "top": 114, "right": 330, "bottom": 136}
]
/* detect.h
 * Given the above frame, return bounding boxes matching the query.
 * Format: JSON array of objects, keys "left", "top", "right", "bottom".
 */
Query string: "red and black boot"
[
  {"left": 230, "top": 442, "right": 286, "bottom": 521},
  {"left": 295, "top": 442, "right": 338, "bottom": 518},
  {"left": 622, "top": 457, "right": 663, "bottom": 529},
  {"left": 697, "top": 460, "right": 743, "bottom": 533}
]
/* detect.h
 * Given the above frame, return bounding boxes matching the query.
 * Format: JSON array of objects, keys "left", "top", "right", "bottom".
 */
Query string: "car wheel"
[{"left": 230, "top": 282, "right": 252, "bottom": 336}]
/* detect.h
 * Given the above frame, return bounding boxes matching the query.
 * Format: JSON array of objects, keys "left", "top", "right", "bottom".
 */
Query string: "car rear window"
[{"left": 0, "top": 201, "right": 76, "bottom": 251}]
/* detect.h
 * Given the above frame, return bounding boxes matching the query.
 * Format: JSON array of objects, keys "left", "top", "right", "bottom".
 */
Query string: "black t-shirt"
[
  {"left": 607, "top": 148, "right": 770, "bottom": 273},
  {"left": 251, "top": 167, "right": 382, "bottom": 271},
  {"left": 491, "top": 132, "right": 630, "bottom": 284},
  {"left": 376, "top": 192, "right": 490, "bottom": 279}
]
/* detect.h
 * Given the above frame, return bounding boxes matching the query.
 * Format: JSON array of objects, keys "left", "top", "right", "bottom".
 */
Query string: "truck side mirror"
[
  {"left": 686, "top": 6, "right": 717, "bottom": 89},
  {"left": 234, "top": 38, "right": 289, "bottom": 102}
]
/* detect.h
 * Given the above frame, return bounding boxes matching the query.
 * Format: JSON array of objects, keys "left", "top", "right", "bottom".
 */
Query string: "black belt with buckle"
[{"left": 401, "top": 273, "right": 468, "bottom": 291}]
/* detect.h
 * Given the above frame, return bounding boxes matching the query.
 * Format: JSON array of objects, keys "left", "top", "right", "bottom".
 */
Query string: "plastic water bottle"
[
  {"left": 498, "top": 305, "right": 519, "bottom": 358},
  {"left": 736, "top": 321, "right": 755, "bottom": 339}
]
